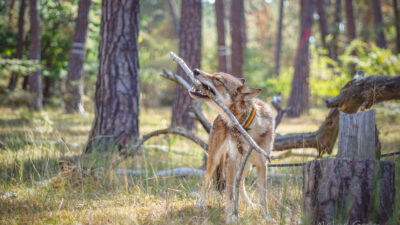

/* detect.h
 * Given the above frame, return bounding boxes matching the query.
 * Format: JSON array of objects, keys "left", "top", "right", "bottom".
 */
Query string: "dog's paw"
[
  {"left": 245, "top": 201, "right": 257, "bottom": 209},
  {"left": 261, "top": 211, "right": 274, "bottom": 222},
  {"left": 196, "top": 198, "right": 206, "bottom": 209},
  {"left": 225, "top": 214, "right": 239, "bottom": 224}
]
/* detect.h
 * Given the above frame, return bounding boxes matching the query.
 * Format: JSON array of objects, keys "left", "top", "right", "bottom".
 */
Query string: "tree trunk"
[
  {"left": 42, "top": 76, "right": 53, "bottom": 104},
  {"left": 394, "top": 0, "right": 400, "bottom": 53},
  {"left": 337, "top": 110, "right": 380, "bottom": 158},
  {"left": 316, "top": 0, "right": 329, "bottom": 51},
  {"left": 28, "top": 0, "right": 42, "bottom": 111},
  {"left": 171, "top": 0, "right": 202, "bottom": 130},
  {"left": 345, "top": 0, "right": 356, "bottom": 41},
  {"left": 344, "top": 0, "right": 357, "bottom": 74},
  {"left": 303, "top": 159, "right": 395, "bottom": 225},
  {"left": 329, "top": 0, "right": 341, "bottom": 61},
  {"left": 304, "top": 110, "right": 394, "bottom": 225},
  {"left": 8, "top": 0, "right": 26, "bottom": 91},
  {"left": 287, "top": 0, "right": 313, "bottom": 117},
  {"left": 360, "top": 2, "right": 372, "bottom": 42},
  {"left": 372, "top": 0, "right": 387, "bottom": 48},
  {"left": 274, "top": 0, "right": 284, "bottom": 76},
  {"left": 86, "top": 0, "right": 140, "bottom": 152},
  {"left": 230, "top": 0, "right": 245, "bottom": 78},
  {"left": 65, "top": 0, "right": 92, "bottom": 113},
  {"left": 8, "top": 0, "right": 15, "bottom": 26},
  {"left": 167, "top": 0, "right": 180, "bottom": 38},
  {"left": 215, "top": 0, "right": 227, "bottom": 73}
]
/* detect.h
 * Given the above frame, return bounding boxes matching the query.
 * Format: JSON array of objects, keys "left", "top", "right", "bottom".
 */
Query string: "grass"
[{"left": 0, "top": 98, "right": 399, "bottom": 224}]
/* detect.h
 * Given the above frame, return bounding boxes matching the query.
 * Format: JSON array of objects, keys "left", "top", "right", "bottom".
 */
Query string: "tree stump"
[{"left": 303, "top": 110, "right": 395, "bottom": 225}]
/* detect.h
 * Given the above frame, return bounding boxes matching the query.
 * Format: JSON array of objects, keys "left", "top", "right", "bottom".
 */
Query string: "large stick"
[
  {"left": 169, "top": 52, "right": 270, "bottom": 161},
  {"left": 170, "top": 51, "right": 271, "bottom": 219}
]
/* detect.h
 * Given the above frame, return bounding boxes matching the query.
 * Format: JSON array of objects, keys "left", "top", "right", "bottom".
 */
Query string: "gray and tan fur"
[{"left": 189, "top": 69, "right": 275, "bottom": 223}]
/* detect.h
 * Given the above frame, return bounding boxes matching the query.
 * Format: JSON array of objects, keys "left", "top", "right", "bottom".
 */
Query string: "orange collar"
[{"left": 242, "top": 106, "right": 256, "bottom": 130}]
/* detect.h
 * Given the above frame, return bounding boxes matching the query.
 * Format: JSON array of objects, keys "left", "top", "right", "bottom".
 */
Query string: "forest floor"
[{"left": 0, "top": 100, "right": 399, "bottom": 224}]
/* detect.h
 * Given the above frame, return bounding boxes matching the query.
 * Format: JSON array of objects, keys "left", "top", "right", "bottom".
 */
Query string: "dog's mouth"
[{"left": 189, "top": 82, "right": 216, "bottom": 99}]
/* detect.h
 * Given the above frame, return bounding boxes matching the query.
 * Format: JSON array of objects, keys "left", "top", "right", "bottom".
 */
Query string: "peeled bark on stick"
[{"left": 65, "top": 0, "right": 92, "bottom": 113}]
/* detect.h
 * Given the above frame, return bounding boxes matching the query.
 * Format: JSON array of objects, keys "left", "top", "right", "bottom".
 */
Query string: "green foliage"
[
  {"left": 39, "top": 0, "right": 76, "bottom": 80},
  {"left": 0, "top": 58, "right": 40, "bottom": 77},
  {"left": 339, "top": 40, "right": 400, "bottom": 76}
]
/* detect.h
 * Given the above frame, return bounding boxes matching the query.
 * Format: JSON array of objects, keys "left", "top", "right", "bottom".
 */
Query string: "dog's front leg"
[
  {"left": 225, "top": 147, "right": 240, "bottom": 223},
  {"left": 256, "top": 162, "right": 272, "bottom": 221}
]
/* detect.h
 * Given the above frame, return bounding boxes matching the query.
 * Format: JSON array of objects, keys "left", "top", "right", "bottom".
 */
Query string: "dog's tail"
[{"left": 216, "top": 152, "right": 226, "bottom": 193}]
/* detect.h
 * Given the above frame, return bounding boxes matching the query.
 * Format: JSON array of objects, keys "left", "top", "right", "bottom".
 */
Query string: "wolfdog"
[{"left": 189, "top": 69, "right": 275, "bottom": 222}]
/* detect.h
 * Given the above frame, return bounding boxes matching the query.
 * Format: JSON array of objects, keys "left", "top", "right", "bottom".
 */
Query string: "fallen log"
[
  {"left": 326, "top": 75, "right": 400, "bottom": 113},
  {"left": 275, "top": 75, "right": 400, "bottom": 155}
]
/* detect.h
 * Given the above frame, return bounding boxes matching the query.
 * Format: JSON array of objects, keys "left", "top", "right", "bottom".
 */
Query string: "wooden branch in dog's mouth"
[{"left": 169, "top": 51, "right": 271, "bottom": 161}]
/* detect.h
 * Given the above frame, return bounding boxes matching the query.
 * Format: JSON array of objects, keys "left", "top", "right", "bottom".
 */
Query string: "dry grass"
[{"left": 0, "top": 101, "right": 399, "bottom": 224}]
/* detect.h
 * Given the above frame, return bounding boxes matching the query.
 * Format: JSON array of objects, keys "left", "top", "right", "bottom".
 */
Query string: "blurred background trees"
[
  {"left": 171, "top": 0, "right": 202, "bottom": 130},
  {"left": 0, "top": 0, "right": 400, "bottom": 121},
  {"left": 65, "top": 0, "right": 91, "bottom": 113}
]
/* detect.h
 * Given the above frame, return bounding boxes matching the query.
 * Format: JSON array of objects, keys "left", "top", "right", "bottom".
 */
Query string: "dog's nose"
[{"left": 193, "top": 68, "right": 200, "bottom": 76}]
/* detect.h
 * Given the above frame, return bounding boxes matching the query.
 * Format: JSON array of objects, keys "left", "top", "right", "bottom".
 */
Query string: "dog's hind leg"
[
  {"left": 240, "top": 163, "right": 256, "bottom": 208},
  {"left": 197, "top": 117, "right": 228, "bottom": 208},
  {"left": 256, "top": 162, "right": 272, "bottom": 221}
]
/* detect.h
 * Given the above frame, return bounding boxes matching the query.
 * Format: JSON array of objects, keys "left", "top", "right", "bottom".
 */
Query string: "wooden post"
[{"left": 303, "top": 110, "right": 395, "bottom": 225}]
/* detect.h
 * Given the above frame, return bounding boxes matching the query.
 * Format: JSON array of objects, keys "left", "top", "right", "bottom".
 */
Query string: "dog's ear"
[
  {"left": 239, "top": 78, "right": 246, "bottom": 85},
  {"left": 239, "top": 86, "right": 262, "bottom": 99}
]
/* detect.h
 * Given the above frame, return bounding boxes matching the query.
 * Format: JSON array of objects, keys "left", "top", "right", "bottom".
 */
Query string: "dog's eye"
[{"left": 215, "top": 78, "right": 223, "bottom": 85}]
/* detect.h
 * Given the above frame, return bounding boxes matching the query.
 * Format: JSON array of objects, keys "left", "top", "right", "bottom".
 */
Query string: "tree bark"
[
  {"left": 329, "top": 0, "right": 341, "bottom": 61},
  {"left": 28, "top": 0, "right": 42, "bottom": 111},
  {"left": 215, "top": 0, "right": 227, "bottom": 73},
  {"left": 337, "top": 110, "right": 379, "bottom": 158},
  {"left": 345, "top": 0, "right": 356, "bottom": 41},
  {"left": 230, "top": 0, "right": 245, "bottom": 78},
  {"left": 8, "top": 0, "right": 15, "bottom": 26},
  {"left": 394, "top": 0, "right": 400, "bottom": 53},
  {"left": 86, "top": 0, "right": 140, "bottom": 152},
  {"left": 303, "top": 159, "right": 395, "bottom": 225},
  {"left": 167, "top": 0, "right": 180, "bottom": 38},
  {"left": 372, "top": 0, "right": 387, "bottom": 48},
  {"left": 8, "top": 0, "right": 26, "bottom": 91},
  {"left": 42, "top": 76, "right": 53, "bottom": 104},
  {"left": 274, "top": 0, "right": 284, "bottom": 76},
  {"left": 65, "top": 0, "right": 92, "bottom": 113},
  {"left": 316, "top": 0, "right": 329, "bottom": 51},
  {"left": 287, "top": 0, "right": 313, "bottom": 117},
  {"left": 171, "top": 0, "right": 202, "bottom": 130},
  {"left": 326, "top": 75, "right": 400, "bottom": 113}
]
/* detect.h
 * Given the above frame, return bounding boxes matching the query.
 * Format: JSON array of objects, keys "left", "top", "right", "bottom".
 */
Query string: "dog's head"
[{"left": 189, "top": 69, "right": 261, "bottom": 107}]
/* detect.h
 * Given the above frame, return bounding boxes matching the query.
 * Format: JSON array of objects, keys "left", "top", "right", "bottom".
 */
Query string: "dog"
[{"left": 189, "top": 69, "right": 275, "bottom": 222}]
